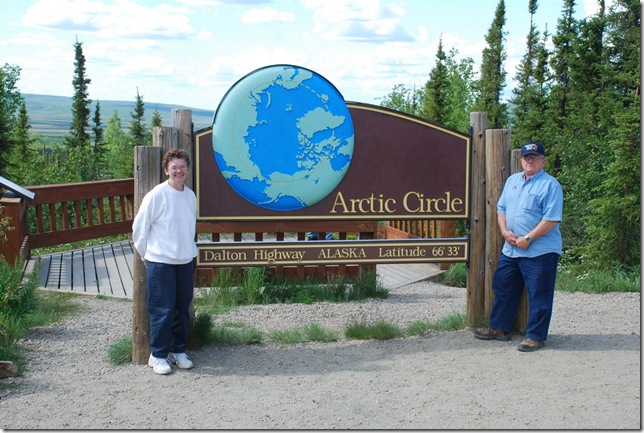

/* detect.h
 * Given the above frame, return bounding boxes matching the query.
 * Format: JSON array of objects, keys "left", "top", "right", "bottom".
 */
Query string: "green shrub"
[
  {"left": 189, "top": 310, "right": 215, "bottom": 349},
  {"left": 440, "top": 263, "right": 467, "bottom": 288},
  {"left": 556, "top": 265, "right": 640, "bottom": 293},
  {"left": 211, "top": 322, "right": 263, "bottom": 345},
  {"left": 302, "top": 322, "right": 340, "bottom": 342},
  {"left": 405, "top": 320, "right": 434, "bottom": 336},
  {"left": 108, "top": 337, "right": 132, "bottom": 365},
  {"left": 0, "top": 258, "right": 39, "bottom": 348},
  {"left": 345, "top": 320, "right": 405, "bottom": 340},
  {"left": 429, "top": 311, "right": 468, "bottom": 331},
  {"left": 268, "top": 322, "right": 339, "bottom": 344},
  {"left": 268, "top": 328, "right": 305, "bottom": 344}
]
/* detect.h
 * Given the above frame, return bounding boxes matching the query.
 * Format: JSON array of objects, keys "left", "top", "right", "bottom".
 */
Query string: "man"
[{"left": 474, "top": 141, "right": 563, "bottom": 352}]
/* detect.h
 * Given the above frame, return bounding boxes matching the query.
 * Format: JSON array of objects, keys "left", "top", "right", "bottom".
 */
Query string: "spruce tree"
[
  {"left": 129, "top": 88, "right": 147, "bottom": 147},
  {"left": 10, "top": 101, "right": 36, "bottom": 165},
  {"left": 92, "top": 100, "right": 108, "bottom": 179},
  {"left": 472, "top": 0, "right": 508, "bottom": 129},
  {"left": 510, "top": 0, "right": 552, "bottom": 147},
  {"left": 422, "top": 37, "right": 449, "bottom": 125},
  {"left": 148, "top": 106, "right": 163, "bottom": 145},
  {"left": 65, "top": 39, "right": 92, "bottom": 150},
  {"left": 151, "top": 107, "right": 163, "bottom": 128}
]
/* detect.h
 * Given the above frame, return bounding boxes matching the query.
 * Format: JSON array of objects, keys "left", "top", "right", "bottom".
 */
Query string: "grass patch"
[
  {"left": 268, "top": 328, "right": 306, "bottom": 344},
  {"left": 189, "top": 310, "right": 215, "bottom": 349},
  {"left": 556, "top": 265, "right": 640, "bottom": 293},
  {"left": 405, "top": 312, "right": 469, "bottom": 336},
  {"left": 107, "top": 337, "right": 132, "bottom": 366},
  {"left": 211, "top": 322, "right": 264, "bottom": 345},
  {"left": 268, "top": 323, "right": 340, "bottom": 344},
  {"left": 440, "top": 262, "right": 467, "bottom": 288},
  {"left": 345, "top": 312, "right": 469, "bottom": 341},
  {"left": 345, "top": 320, "right": 405, "bottom": 340}
]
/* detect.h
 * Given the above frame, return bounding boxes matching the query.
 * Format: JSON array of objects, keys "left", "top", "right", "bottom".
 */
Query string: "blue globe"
[{"left": 212, "top": 65, "right": 354, "bottom": 211}]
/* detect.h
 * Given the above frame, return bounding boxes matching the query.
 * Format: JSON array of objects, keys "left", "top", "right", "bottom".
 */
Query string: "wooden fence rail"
[{"left": 0, "top": 178, "right": 135, "bottom": 264}]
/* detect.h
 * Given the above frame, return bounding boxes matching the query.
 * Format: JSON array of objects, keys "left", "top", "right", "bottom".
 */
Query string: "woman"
[{"left": 132, "top": 148, "right": 197, "bottom": 374}]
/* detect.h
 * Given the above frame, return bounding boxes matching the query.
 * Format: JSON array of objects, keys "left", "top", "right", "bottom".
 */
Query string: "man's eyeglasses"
[{"left": 522, "top": 155, "right": 543, "bottom": 161}]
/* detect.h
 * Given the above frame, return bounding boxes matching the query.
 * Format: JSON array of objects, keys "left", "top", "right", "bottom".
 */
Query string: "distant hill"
[{"left": 22, "top": 94, "right": 215, "bottom": 139}]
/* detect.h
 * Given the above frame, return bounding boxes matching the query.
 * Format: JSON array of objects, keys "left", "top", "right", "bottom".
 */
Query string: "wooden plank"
[
  {"left": 82, "top": 248, "right": 100, "bottom": 296},
  {"left": 74, "top": 248, "right": 98, "bottom": 295},
  {"left": 101, "top": 244, "right": 124, "bottom": 297},
  {"left": 119, "top": 241, "right": 135, "bottom": 275},
  {"left": 22, "top": 256, "right": 42, "bottom": 287},
  {"left": 22, "top": 256, "right": 37, "bottom": 278},
  {"left": 72, "top": 249, "right": 85, "bottom": 292},
  {"left": 37, "top": 255, "right": 51, "bottom": 287},
  {"left": 377, "top": 263, "right": 440, "bottom": 289},
  {"left": 58, "top": 251, "right": 73, "bottom": 292},
  {"left": 93, "top": 246, "right": 112, "bottom": 296},
  {"left": 47, "top": 253, "right": 62, "bottom": 289},
  {"left": 110, "top": 242, "right": 132, "bottom": 298}
]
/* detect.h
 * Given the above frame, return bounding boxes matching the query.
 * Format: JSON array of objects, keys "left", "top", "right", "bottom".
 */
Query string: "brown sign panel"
[
  {"left": 196, "top": 102, "right": 470, "bottom": 221},
  {"left": 197, "top": 238, "right": 469, "bottom": 267}
]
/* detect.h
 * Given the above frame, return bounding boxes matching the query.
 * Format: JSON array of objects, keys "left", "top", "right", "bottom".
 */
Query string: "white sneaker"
[
  {"left": 167, "top": 352, "right": 194, "bottom": 369},
  {"left": 148, "top": 355, "right": 172, "bottom": 375}
]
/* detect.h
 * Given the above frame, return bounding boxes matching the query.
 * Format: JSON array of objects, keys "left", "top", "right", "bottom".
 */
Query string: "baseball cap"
[{"left": 521, "top": 141, "right": 545, "bottom": 157}]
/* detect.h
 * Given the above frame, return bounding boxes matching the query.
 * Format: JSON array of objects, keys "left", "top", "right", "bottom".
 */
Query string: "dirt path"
[{"left": 0, "top": 282, "right": 640, "bottom": 429}]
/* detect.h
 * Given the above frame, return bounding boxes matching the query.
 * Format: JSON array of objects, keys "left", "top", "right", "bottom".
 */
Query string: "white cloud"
[
  {"left": 302, "top": 0, "right": 414, "bottom": 42},
  {"left": 197, "top": 29, "right": 213, "bottom": 40},
  {"left": 240, "top": 6, "right": 296, "bottom": 24},
  {"left": 22, "top": 0, "right": 194, "bottom": 39}
]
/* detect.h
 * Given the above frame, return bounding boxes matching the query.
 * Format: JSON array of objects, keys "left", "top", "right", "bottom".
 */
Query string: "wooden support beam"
[
  {"left": 466, "top": 112, "right": 487, "bottom": 326},
  {"left": 510, "top": 149, "right": 529, "bottom": 333},
  {"left": 172, "top": 109, "right": 193, "bottom": 190},
  {"left": 484, "top": 129, "right": 511, "bottom": 318},
  {"left": 132, "top": 146, "right": 162, "bottom": 365}
]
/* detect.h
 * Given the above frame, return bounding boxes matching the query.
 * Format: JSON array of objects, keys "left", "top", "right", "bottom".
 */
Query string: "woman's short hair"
[{"left": 162, "top": 148, "right": 190, "bottom": 170}]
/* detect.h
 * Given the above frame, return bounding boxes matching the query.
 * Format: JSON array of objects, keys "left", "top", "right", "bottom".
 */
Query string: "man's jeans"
[{"left": 490, "top": 253, "right": 560, "bottom": 341}]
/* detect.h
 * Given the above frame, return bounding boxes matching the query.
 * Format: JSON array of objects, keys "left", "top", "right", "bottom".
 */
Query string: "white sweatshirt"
[{"left": 132, "top": 181, "right": 197, "bottom": 265}]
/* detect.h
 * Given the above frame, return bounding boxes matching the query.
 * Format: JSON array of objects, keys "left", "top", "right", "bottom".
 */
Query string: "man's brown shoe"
[
  {"left": 517, "top": 338, "right": 544, "bottom": 352},
  {"left": 473, "top": 327, "right": 511, "bottom": 341}
]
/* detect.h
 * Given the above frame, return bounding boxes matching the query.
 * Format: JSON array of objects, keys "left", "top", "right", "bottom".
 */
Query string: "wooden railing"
[{"left": 0, "top": 178, "right": 135, "bottom": 264}]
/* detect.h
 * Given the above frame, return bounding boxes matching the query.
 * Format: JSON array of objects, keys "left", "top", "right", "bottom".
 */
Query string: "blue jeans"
[
  {"left": 489, "top": 253, "right": 560, "bottom": 341},
  {"left": 146, "top": 261, "right": 194, "bottom": 358}
]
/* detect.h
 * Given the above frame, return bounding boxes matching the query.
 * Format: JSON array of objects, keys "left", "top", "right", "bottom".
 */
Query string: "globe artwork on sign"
[{"left": 212, "top": 65, "right": 354, "bottom": 211}]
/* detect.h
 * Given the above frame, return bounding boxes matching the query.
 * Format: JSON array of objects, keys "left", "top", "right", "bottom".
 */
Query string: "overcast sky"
[{"left": 1, "top": 0, "right": 605, "bottom": 111}]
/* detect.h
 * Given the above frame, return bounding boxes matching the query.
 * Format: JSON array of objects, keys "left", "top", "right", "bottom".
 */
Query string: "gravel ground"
[{"left": 0, "top": 280, "right": 640, "bottom": 429}]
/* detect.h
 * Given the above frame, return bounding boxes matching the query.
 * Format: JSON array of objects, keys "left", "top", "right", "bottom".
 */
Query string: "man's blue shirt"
[{"left": 497, "top": 169, "right": 563, "bottom": 257}]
